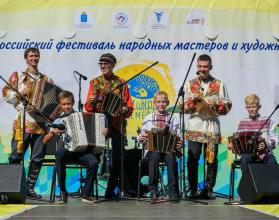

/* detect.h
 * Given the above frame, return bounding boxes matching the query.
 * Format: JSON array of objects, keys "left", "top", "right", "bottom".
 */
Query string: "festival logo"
[
  {"left": 148, "top": 11, "right": 169, "bottom": 29},
  {"left": 113, "top": 12, "right": 130, "bottom": 28},
  {"left": 186, "top": 9, "right": 206, "bottom": 26},
  {"left": 74, "top": 11, "right": 94, "bottom": 28},
  {"left": 116, "top": 61, "right": 176, "bottom": 136}
]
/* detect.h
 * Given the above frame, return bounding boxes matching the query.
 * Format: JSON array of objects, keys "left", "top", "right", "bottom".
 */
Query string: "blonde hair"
[
  {"left": 154, "top": 91, "right": 168, "bottom": 100},
  {"left": 245, "top": 94, "right": 260, "bottom": 105},
  {"left": 58, "top": 90, "right": 75, "bottom": 104}
]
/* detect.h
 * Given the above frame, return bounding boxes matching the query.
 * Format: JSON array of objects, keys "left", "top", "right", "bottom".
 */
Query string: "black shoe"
[
  {"left": 104, "top": 191, "right": 119, "bottom": 199},
  {"left": 27, "top": 188, "right": 42, "bottom": 199},
  {"left": 0, "top": 193, "right": 8, "bottom": 204},
  {"left": 188, "top": 191, "right": 199, "bottom": 199},
  {"left": 150, "top": 190, "right": 159, "bottom": 204},
  {"left": 206, "top": 189, "right": 216, "bottom": 200},
  {"left": 169, "top": 193, "right": 179, "bottom": 203}
]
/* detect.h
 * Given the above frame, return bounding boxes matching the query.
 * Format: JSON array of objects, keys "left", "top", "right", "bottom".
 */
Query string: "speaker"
[
  {"left": 0, "top": 164, "right": 27, "bottom": 203},
  {"left": 238, "top": 163, "right": 279, "bottom": 204}
]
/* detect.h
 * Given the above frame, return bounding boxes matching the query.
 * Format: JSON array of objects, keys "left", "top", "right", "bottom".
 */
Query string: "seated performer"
[
  {"left": 138, "top": 91, "right": 183, "bottom": 204},
  {"left": 43, "top": 91, "right": 98, "bottom": 204},
  {"left": 229, "top": 94, "right": 277, "bottom": 173},
  {"left": 84, "top": 53, "right": 133, "bottom": 198}
]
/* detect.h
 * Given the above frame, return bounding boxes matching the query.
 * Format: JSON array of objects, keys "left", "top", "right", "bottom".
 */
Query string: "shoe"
[
  {"left": 104, "top": 191, "right": 119, "bottom": 199},
  {"left": 27, "top": 188, "right": 42, "bottom": 199},
  {"left": 81, "top": 196, "right": 96, "bottom": 204},
  {"left": 206, "top": 189, "right": 216, "bottom": 200},
  {"left": 169, "top": 193, "right": 179, "bottom": 203},
  {"left": 150, "top": 190, "right": 159, "bottom": 204},
  {"left": 188, "top": 191, "right": 199, "bottom": 199},
  {"left": 56, "top": 191, "right": 68, "bottom": 204}
]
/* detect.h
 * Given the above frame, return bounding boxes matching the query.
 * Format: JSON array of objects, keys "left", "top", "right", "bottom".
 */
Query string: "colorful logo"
[
  {"left": 80, "top": 12, "right": 88, "bottom": 23},
  {"left": 116, "top": 62, "right": 176, "bottom": 136},
  {"left": 115, "top": 12, "right": 128, "bottom": 25},
  {"left": 128, "top": 75, "right": 159, "bottom": 99}
]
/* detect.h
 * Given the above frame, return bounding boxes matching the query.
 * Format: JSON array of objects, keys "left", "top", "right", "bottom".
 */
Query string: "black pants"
[
  {"left": 105, "top": 127, "right": 129, "bottom": 194},
  {"left": 240, "top": 153, "right": 277, "bottom": 173},
  {"left": 148, "top": 152, "right": 178, "bottom": 194},
  {"left": 9, "top": 132, "right": 45, "bottom": 191},
  {"left": 55, "top": 146, "right": 98, "bottom": 196},
  {"left": 9, "top": 132, "right": 45, "bottom": 165},
  {"left": 187, "top": 141, "right": 218, "bottom": 193}
]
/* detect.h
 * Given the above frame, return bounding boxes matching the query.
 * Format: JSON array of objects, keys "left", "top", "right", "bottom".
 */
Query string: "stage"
[{"left": 1, "top": 197, "right": 279, "bottom": 220}]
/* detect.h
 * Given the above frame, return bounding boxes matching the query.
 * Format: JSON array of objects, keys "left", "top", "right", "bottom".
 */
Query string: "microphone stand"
[
  {"left": 165, "top": 53, "right": 207, "bottom": 205},
  {"left": 69, "top": 72, "right": 87, "bottom": 198},
  {"left": 254, "top": 104, "right": 279, "bottom": 142},
  {"left": 97, "top": 61, "right": 159, "bottom": 203}
]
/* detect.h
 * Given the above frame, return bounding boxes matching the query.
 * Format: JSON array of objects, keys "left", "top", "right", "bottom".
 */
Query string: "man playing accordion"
[
  {"left": 183, "top": 54, "right": 232, "bottom": 199},
  {"left": 2, "top": 47, "right": 54, "bottom": 199},
  {"left": 138, "top": 91, "right": 183, "bottom": 204},
  {"left": 228, "top": 94, "right": 277, "bottom": 173},
  {"left": 84, "top": 53, "right": 134, "bottom": 199}
]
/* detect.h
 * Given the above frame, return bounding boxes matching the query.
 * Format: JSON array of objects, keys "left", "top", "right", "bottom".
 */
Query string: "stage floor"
[{"left": 2, "top": 197, "right": 279, "bottom": 220}]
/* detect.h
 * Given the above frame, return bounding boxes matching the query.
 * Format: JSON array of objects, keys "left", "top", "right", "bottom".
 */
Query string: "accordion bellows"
[
  {"left": 28, "top": 77, "right": 62, "bottom": 122},
  {"left": 146, "top": 127, "right": 177, "bottom": 154}
]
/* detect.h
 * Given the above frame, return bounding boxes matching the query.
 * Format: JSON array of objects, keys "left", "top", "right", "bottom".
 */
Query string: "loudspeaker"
[
  {"left": 0, "top": 164, "right": 27, "bottom": 203},
  {"left": 238, "top": 163, "right": 279, "bottom": 204}
]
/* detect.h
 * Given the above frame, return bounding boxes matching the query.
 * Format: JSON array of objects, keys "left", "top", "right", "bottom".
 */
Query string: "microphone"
[
  {"left": 196, "top": 71, "right": 200, "bottom": 75},
  {"left": 47, "top": 123, "right": 65, "bottom": 130},
  {"left": 74, "top": 71, "right": 87, "bottom": 80}
]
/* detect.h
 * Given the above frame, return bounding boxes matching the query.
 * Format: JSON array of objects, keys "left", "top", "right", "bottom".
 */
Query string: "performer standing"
[
  {"left": 2, "top": 47, "right": 52, "bottom": 199},
  {"left": 183, "top": 54, "right": 232, "bottom": 199},
  {"left": 43, "top": 91, "right": 98, "bottom": 204},
  {"left": 138, "top": 91, "right": 182, "bottom": 203},
  {"left": 229, "top": 94, "right": 277, "bottom": 173},
  {"left": 84, "top": 53, "right": 134, "bottom": 198}
]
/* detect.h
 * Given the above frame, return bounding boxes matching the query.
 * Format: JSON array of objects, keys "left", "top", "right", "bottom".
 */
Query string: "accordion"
[
  {"left": 28, "top": 77, "right": 62, "bottom": 122},
  {"left": 100, "top": 92, "right": 121, "bottom": 116},
  {"left": 63, "top": 112, "right": 106, "bottom": 152},
  {"left": 228, "top": 131, "right": 260, "bottom": 156},
  {"left": 146, "top": 127, "right": 178, "bottom": 154}
]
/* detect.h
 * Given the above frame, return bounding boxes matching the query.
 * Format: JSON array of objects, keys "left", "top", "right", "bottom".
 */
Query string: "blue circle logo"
[{"left": 128, "top": 74, "right": 159, "bottom": 99}]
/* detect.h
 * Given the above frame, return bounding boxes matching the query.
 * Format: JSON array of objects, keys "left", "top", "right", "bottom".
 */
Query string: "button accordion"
[{"left": 63, "top": 112, "right": 106, "bottom": 152}]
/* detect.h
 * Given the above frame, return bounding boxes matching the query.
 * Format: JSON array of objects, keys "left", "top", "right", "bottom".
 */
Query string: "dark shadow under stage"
[{"left": 6, "top": 197, "right": 278, "bottom": 220}]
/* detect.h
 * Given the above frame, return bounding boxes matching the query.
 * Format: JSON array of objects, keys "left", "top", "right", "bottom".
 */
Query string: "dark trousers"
[
  {"left": 240, "top": 153, "right": 277, "bottom": 173},
  {"left": 187, "top": 141, "right": 218, "bottom": 193},
  {"left": 149, "top": 152, "right": 178, "bottom": 195},
  {"left": 55, "top": 146, "right": 98, "bottom": 196},
  {"left": 9, "top": 133, "right": 45, "bottom": 165},
  {"left": 105, "top": 127, "right": 128, "bottom": 194},
  {"left": 9, "top": 132, "right": 45, "bottom": 191}
]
